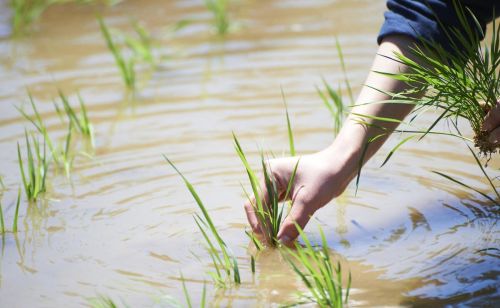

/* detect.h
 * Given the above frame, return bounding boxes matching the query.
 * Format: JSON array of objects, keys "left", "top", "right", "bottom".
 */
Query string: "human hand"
[
  {"left": 243, "top": 151, "right": 348, "bottom": 245},
  {"left": 482, "top": 101, "right": 500, "bottom": 145}
]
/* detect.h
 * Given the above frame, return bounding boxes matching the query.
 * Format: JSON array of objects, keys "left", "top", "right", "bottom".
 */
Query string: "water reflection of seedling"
[
  {"left": 283, "top": 225, "right": 351, "bottom": 307},
  {"left": 165, "top": 156, "right": 241, "bottom": 287},
  {"left": 234, "top": 134, "right": 299, "bottom": 247},
  {"left": 376, "top": 4, "right": 500, "bottom": 155},
  {"left": 204, "top": 0, "right": 230, "bottom": 35},
  {"left": 18, "top": 131, "right": 49, "bottom": 202}
]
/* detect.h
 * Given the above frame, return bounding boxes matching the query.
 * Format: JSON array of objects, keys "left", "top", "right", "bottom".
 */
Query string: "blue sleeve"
[{"left": 377, "top": 0, "right": 498, "bottom": 52}]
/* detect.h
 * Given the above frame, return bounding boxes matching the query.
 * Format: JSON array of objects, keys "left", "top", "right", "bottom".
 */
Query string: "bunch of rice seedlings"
[
  {"left": 204, "top": 0, "right": 230, "bottom": 35},
  {"left": 17, "top": 93, "right": 57, "bottom": 160},
  {"left": 283, "top": 225, "right": 351, "bottom": 307},
  {"left": 233, "top": 134, "right": 299, "bottom": 247},
  {"left": 18, "top": 92, "right": 88, "bottom": 177},
  {"left": 17, "top": 130, "right": 49, "bottom": 201},
  {"left": 55, "top": 91, "right": 94, "bottom": 148},
  {"left": 164, "top": 156, "right": 241, "bottom": 287},
  {"left": 98, "top": 16, "right": 136, "bottom": 91},
  {"left": 375, "top": 3, "right": 500, "bottom": 155}
]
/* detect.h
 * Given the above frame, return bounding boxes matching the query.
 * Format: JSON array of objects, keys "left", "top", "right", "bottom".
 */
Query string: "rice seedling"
[
  {"left": 233, "top": 133, "right": 300, "bottom": 247},
  {"left": 10, "top": 0, "right": 49, "bottom": 35},
  {"left": 0, "top": 200, "right": 4, "bottom": 235},
  {"left": 204, "top": 0, "right": 230, "bottom": 35},
  {"left": 123, "top": 20, "right": 155, "bottom": 66},
  {"left": 18, "top": 93, "right": 79, "bottom": 177},
  {"left": 88, "top": 295, "right": 118, "bottom": 308},
  {"left": 164, "top": 155, "right": 241, "bottom": 287},
  {"left": 10, "top": 0, "right": 122, "bottom": 36},
  {"left": 283, "top": 225, "right": 351, "bottom": 307},
  {"left": 12, "top": 188, "right": 22, "bottom": 233},
  {"left": 181, "top": 273, "right": 207, "bottom": 308},
  {"left": 98, "top": 16, "right": 136, "bottom": 91},
  {"left": 373, "top": 2, "right": 500, "bottom": 155},
  {"left": 0, "top": 175, "right": 5, "bottom": 190},
  {"left": 282, "top": 88, "right": 296, "bottom": 156},
  {"left": 316, "top": 78, "right": 345, "bottom": 135},
  {"left": 18, "top": 130, "right": 49, "bottom": 202},
  {"left": 17, "top": 93, "right": 57, "bottom": 161},
  {"left": 55, "top": 90, "right": 94, "bottom": 148}
]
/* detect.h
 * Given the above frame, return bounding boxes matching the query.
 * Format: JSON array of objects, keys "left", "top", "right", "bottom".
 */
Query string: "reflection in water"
[{"left": 0, "top": 0, "right": 498, "bottom": 306}]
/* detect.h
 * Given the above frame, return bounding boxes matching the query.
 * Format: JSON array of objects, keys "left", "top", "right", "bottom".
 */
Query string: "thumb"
[{"left": 277, "top": 196, "right": 314, "bottom": 245}]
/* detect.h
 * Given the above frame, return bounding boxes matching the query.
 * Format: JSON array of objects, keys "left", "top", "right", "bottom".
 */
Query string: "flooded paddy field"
[{"left": 0, "top": 0, "right": 498, "bottom": 306}]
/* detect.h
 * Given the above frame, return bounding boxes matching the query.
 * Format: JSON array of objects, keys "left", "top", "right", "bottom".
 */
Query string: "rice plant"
[
  {"left": 181, "top": 273, "right": 207, "bottom": 308},
  {"left": 10, "top": 0, "right": 49, "bottom": 35},
  {"left": 98, "top": 16, "right": 136, "bottom": 91},
  {"left": 316, "top": 78, "right": 345, "bottom": 135},
  {"left": 164, "top": 155, "right": 241, "bottom": 287},
  {"left": 18, "top": 130, "right": 49, "bottom": 201},
  {"left": 55, "top": 90, "right": 94, "bottom": 148},
  {"left": 0, "top": 175, "right": 5, "bottom": 190},
  {"left": 204, "top": 0, "right": 230, "bottom": 35},
  {"left": 88, "top": 295, "right": 119, "bottom": 308},
  {"left": 18, "top": 93, "right": 80, "bottom": 177},
  {"left": 12, "top": 188, "right": 22, "bottom": 233},
  {"left": 0, "top": 199, "right": 4, "bottom": 234},
  {"left": 282, "top": 88, "right": 296, "bottom": 156},
  {"left": 375, "top": 2, "right": 500, "bottom": 155},
  {"left": 233, "top": 133, "right": 299, "bottom": 247},
  {"left": 283, "top": 225, "right": 351, "bottom": 307},
  {"left": 10, "top": 0, "right": 122, "bottom": 36},
  {"left": 124, "top": 20, "right": 155, "bottom": 66},
  {"left": 17, "top": 93, "right": 57, "bottom": 162}
]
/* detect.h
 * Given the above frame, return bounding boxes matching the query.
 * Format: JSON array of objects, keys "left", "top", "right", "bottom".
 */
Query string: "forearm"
[{"left": 321, "top": 35, "right": 421, "bottom": 193}]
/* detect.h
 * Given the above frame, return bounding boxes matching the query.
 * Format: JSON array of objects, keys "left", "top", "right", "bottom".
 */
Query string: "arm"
[{"left": 244, "top": 35, "right": 422, "bottom": 244}]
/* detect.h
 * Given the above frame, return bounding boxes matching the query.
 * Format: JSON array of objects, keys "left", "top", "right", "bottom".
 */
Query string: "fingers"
[
  {"left": 277, "top": 195, "right": 314, "bottom": 245},
  {"left": 488, "top": 126, "right": 500, "bottom": 145},
  {"left": 482, "top": 101, "right": 500, "bottom": 132}
]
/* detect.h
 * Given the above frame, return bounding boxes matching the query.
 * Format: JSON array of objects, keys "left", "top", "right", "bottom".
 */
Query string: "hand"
[
  {"left": 243, "top": 151, "right": 347, "bottom": 245},
  {"left": 483, "top": 101, "right": 500, "bottom": 145}
]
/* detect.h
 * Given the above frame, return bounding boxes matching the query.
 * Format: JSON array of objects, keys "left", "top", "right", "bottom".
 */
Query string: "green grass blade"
[
  {"left": 12, "top": 188, "right": 21, "bottom": 233},
  {"left": 281, "top": 87, "right": 296, "bottom": 156},
  {"left": 432, "top": 171, "right": 497, "bottom": 204}
]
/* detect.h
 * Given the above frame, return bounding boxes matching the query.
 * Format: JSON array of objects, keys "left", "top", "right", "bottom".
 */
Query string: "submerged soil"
[{"left": 0, "top": 0, "right": 499, "bottom": 306}]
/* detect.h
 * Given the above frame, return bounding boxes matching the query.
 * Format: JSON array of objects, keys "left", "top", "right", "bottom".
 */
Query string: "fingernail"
[{"left": 488, "top": 134, "right": 499, "bottom": 145}]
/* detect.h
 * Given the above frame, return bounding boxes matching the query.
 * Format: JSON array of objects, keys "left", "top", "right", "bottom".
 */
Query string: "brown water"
[{"left": 0, "top": 0, "right": 499, "bottom": 307}]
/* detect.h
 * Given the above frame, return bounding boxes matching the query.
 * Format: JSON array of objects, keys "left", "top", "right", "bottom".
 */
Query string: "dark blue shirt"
[{"left": 378, "top": 0, "right": 500, "bottom": 51}]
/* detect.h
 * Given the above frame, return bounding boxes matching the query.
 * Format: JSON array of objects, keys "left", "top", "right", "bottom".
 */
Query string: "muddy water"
[{"left": 0, "top": 0, "right": 498, "bottom": 306}]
